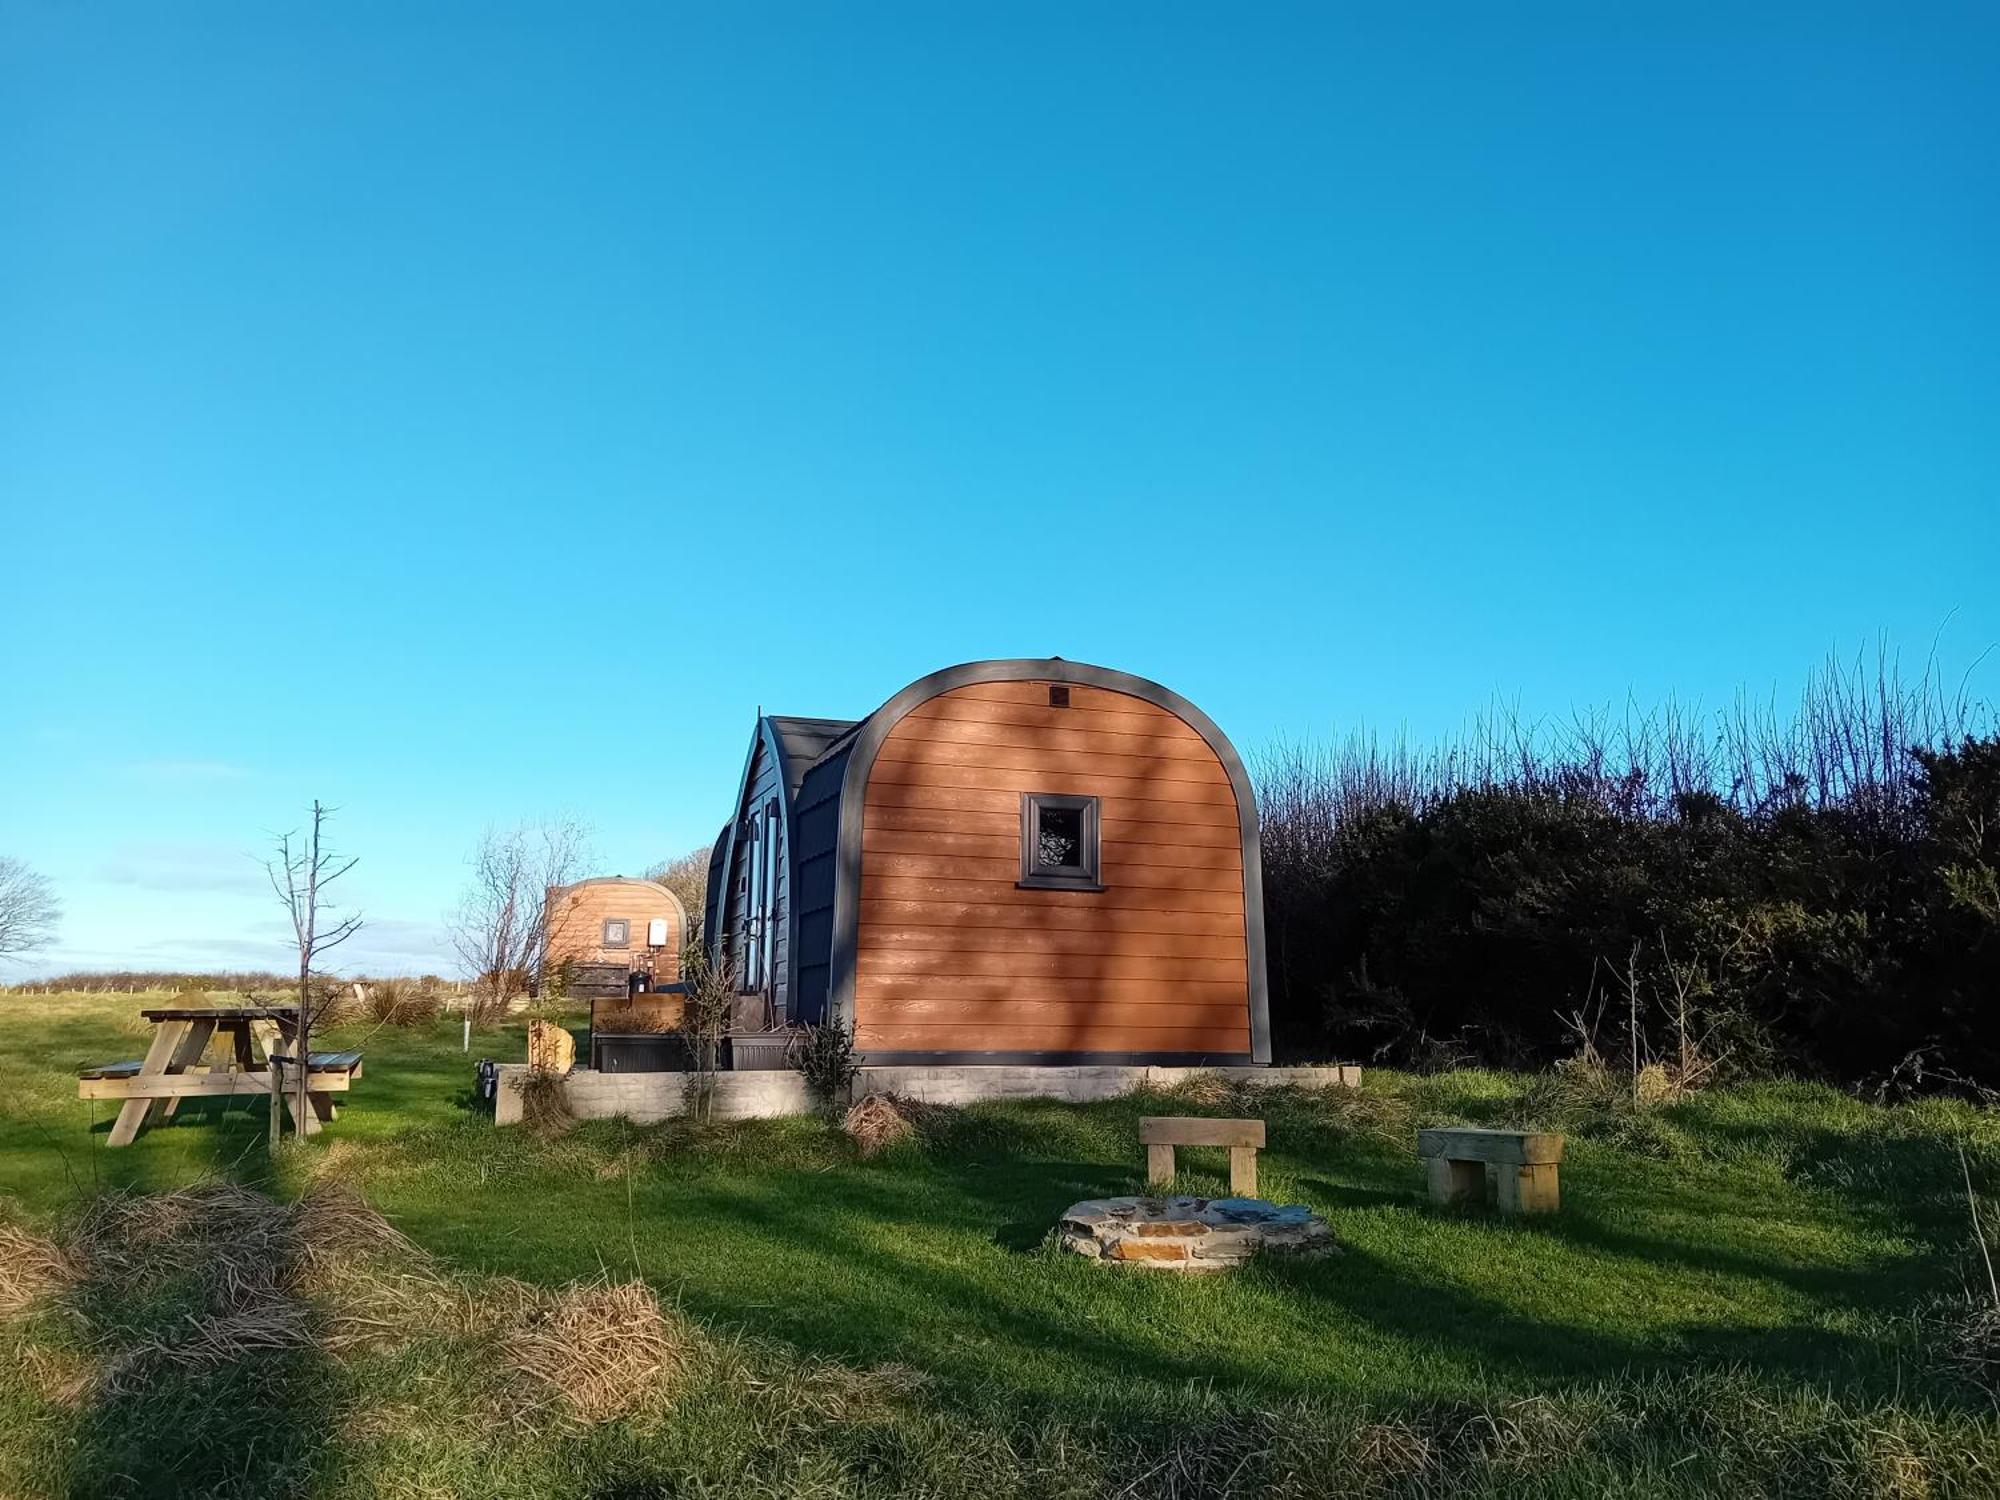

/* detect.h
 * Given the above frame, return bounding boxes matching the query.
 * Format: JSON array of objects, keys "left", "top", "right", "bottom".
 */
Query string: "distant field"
[{"left": 3, "top": 990, "right": 1999, "bottom": 1498}]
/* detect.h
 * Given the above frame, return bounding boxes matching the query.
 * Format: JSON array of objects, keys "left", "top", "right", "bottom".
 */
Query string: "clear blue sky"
[{"left": 3, "top": 2, "right": 1995, "bottom": 977}]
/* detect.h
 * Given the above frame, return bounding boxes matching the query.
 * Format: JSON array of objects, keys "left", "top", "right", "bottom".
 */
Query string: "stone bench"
[
  {"left": 1418, "top": 1127, "right": 1564, "bottom": 1215},
  {"left": 1140, "top": 1116, "right": 1266, "bottom": 1196}
]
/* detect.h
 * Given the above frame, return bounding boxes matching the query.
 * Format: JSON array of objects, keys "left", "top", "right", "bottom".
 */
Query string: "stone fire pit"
[{"left": 1057, "top": 1196, "right": 1337, "bottom": 1272}]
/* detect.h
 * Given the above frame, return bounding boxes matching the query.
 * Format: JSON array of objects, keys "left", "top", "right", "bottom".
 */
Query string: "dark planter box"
[
  {"left": 592, "top": 1032, "right": 693, "bottom": 1073},
  {"left": 731, "top": 1032, "right": 796, "bottom": 1071}
]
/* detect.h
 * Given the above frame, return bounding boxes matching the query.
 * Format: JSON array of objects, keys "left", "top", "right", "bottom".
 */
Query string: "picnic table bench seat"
[{"left": 78, "top": 1050, "right": 363, "bottom": 1081}]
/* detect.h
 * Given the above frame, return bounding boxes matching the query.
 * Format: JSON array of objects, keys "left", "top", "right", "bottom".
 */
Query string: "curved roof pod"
[
  {"left": 817, "top": 658, "right": 1270, "bottom": 1064},
  {"left": 552, "top": 875, "right": 690, "bottom": 932}
]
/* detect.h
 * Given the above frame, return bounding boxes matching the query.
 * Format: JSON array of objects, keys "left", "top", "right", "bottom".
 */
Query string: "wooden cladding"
[
  {"left": 547, "top": 881, "right": 683, "bottom": 983},
  {"left": 854, "top": 681, "right": 1251, "bottom": 1056}
]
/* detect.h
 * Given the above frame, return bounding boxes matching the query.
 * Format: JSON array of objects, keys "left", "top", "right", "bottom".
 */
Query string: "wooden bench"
[
  {"left": 1140, "top": 1117, "right": 1266, "bottom": 1196},
  {"left": 1417, "top": 1127, "right": 1564, "bottom": 1215},
  {"left": 78, "top": 1051, "right": 363, "bottom": 1082},
  {"left": 78, "top": 1042, "right": 364, "bottom": 1143}
]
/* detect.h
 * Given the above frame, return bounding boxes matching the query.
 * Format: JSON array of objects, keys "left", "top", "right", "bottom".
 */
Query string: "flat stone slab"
[{"left": 1057, "top": 1195, "right": 1337, "bottom": 1272}]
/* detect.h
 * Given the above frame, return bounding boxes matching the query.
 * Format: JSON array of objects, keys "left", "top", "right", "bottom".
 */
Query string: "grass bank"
[{"left": 2, "top": 991, "right": 1998, "bottom": 1497}]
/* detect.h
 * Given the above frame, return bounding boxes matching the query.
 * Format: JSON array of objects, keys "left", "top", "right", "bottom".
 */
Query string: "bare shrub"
[
  {"left": 793, "top": 1019, "right": 860, "bottom": 1114},
  {"left": 645, "top": 844, "right": 714, "bottom": 945},
  {"left": 452, "top": 819, "right": 592, "bottom": 1020},
  {"left": 515, "top": 1068, "right": 576, "bottom": 1135},
  {"left": 678, "top": 940, "right": 735, "bottom": 1122},
  {"left": 362, "top": 977, "right": 444, "bottom": 1026}
]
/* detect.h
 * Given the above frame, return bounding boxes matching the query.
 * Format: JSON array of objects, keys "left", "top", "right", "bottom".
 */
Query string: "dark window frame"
[
  {"left": 1018, "top": 792, "right": 1104, "bottom": 891},
  {"left": 738, "top": 811, "right": 763, "bottom": 993},
  {"left": 602, "top": 918, "right": 631, "bottom": 950}
]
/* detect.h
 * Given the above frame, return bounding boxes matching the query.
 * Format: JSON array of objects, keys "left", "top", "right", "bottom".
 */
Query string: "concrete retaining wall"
[{"left": 492, "top": 1062, "right": 1361, "bottom": 1126}]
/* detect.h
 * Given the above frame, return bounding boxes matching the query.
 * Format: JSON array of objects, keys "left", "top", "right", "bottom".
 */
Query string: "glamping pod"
[
  {"left": 548, "top": 876, "right": 692, "bottom": 1068},
  {"left": 546, "top": 875, "right": 689, "bottom": 985},
  {"left": 708, "top": 659, "right": 1270, "bottom": 1066}
]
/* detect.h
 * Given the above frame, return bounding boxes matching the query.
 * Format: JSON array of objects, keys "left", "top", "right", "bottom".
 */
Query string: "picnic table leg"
[
  {"left": 266, "top": 1058, "right": 324, "bottom": 1138},
  {"left": 308, "top": 1090, "right": 338, "bottom": 1123},
  {"left": 152, "top": 1018, "right": 217, "bottom": 1124},
  {"left": 107, "top": 1021, "right": 188, "bottom": 1147},
  {"left": 1147, "top": 1144, "right": 1176, "bottom": 1189}
]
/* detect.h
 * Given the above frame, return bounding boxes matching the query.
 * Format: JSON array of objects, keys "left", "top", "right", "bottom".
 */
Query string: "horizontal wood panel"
[
  {"left": 863, "top": 852, "right": 1246, "bottom": 892},
  {"left": 890, "top": 712, "right": 1219, "bottom": 765},
  {"left": 907, "top": 694, "right": 1214, "bottom": 744},
  {"left": 856, "top": 994, "right": 1250, "bottom": 1029},
  {"left": 547, "top": 882, "right": 683, "bottom": 980},
  {"left": 854, "top": 1020, "right": 1252, "bottom": 1052},
  {"left": 861, "top": 828, "right": 1241, "bottom": 872},
  {"left": 856, "top": 948, "right": 1248, "bottom": 981},
  {"left": 856, "top": 674, "right": 1253, "bottom": 1062},
  {"left": 859, "top": 899, "right": 1245, "bottom": 937},
  {"left": 857, "top": 972, "right": 1249, "bottom": 1001},
  {"left": 1139, "top": 1117, "right": 1266, "bottom": 1147},
  {"left": 856, "top": 924, "right": 1245, "bottom": 960},
  {"left": 864, "top": 780, "right": 1242, "bottom": 829},
  {"left": 860, "top": 875, "right": 1247, "bottom": 916},
  {"left": 866, "top": 804, "right": 1244, "bottom": 849},
  {"left": 932, "top": 681, "right": 1170, "bottom": 713},
  {"left": 868, "top": 758, "right": 1239, "bottom": 804},
  {"left": 876, "top": 736, "right": 1231, "bottom": 785}
]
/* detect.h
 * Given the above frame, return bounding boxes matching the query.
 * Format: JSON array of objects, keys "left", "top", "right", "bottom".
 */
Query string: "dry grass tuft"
[
  {"left": 23, "top": 1180, "right": 668, "bottom": 1409},
  {"left": 842, "top": 1092, "right": 965, "bottom": 1157},
  {"left": 778, "top": 1357, "right": 932, "bottom": 1424},
  {"left": 0, "top": 1223, "right": 81, "bottom": 1318},
  {"left": 1174, "top": 1071, "right": 1242, "bottom": 1108},
  {"left": 843, "top": 1093, "right": 918, "bottom": 1157},
  {"left": 1460, "top": 1395, "right": 1596, "bottom": 1471},
  {"left": 1349, "top": 1419, "right": 1435, "bottom": 1485},
  {"left": 293, "top": 1183, "right": 423, "bottom": 1269},
  {"left": 14, "top": 1339, "right": 97, "bottom": 1407},
  {"left": 498, "top": 1277, "right": 691, "bottom": 1425}
]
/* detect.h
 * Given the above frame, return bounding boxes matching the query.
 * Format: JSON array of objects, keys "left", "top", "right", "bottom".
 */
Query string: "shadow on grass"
[
  {"left": 51, "top": 1151, "right": 341, "bottom": 1497},
  {"left": 350, "top": 1088, "right": 1974, "bottom": 1428}
]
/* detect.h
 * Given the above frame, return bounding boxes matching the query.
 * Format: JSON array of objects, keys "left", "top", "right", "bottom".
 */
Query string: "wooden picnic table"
[{"left": 77, "top": 1005, "right": 363, "bottom": 1146}]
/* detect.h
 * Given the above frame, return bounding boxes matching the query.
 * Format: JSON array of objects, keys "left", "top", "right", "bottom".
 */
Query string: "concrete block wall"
[{"left": 493, "top": 1062, "right": 1360, "bottom": 1127}]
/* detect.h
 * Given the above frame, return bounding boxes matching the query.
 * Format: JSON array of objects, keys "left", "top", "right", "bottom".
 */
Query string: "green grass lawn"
[{"left": 3, "top": 991, "right": 1999, "bottom": 1498}]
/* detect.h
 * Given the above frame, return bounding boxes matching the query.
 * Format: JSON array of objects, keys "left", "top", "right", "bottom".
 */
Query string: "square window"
[
  {"left": 1019, "top": 793, "right": 1102, "bottom": 890},
  {"left": 602, "top": 919, "right": 630, "bottom": 949}
]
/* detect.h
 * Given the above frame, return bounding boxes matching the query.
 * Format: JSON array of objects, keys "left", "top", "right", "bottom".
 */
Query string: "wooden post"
[
  {"left": 1428, "top": 1157, "right": 1485, "bottom": 1207},
  {"left": 268, "top": 1056, "right": 284, "bottom": 1145},
  {"left": 1495, "top": 1163, "right": 1560, "bottom": 1215},
  {"left": 1229, "top": 1145, "right": 1258, "bottom": 1197},
  {"left": 1147, "top": 1144, "right": 1176, "bottom": 1188}
]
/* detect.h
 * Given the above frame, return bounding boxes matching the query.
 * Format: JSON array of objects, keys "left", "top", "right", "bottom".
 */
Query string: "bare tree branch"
[
  {"left": 0, "top": 857, "right": 61, "bottom": 961},
  {"left": 451, "top": 819, "right": 592, "bottom": 1020},
  {"left": 260, "top": 801, "right": 364, "bottom": 1142}
]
